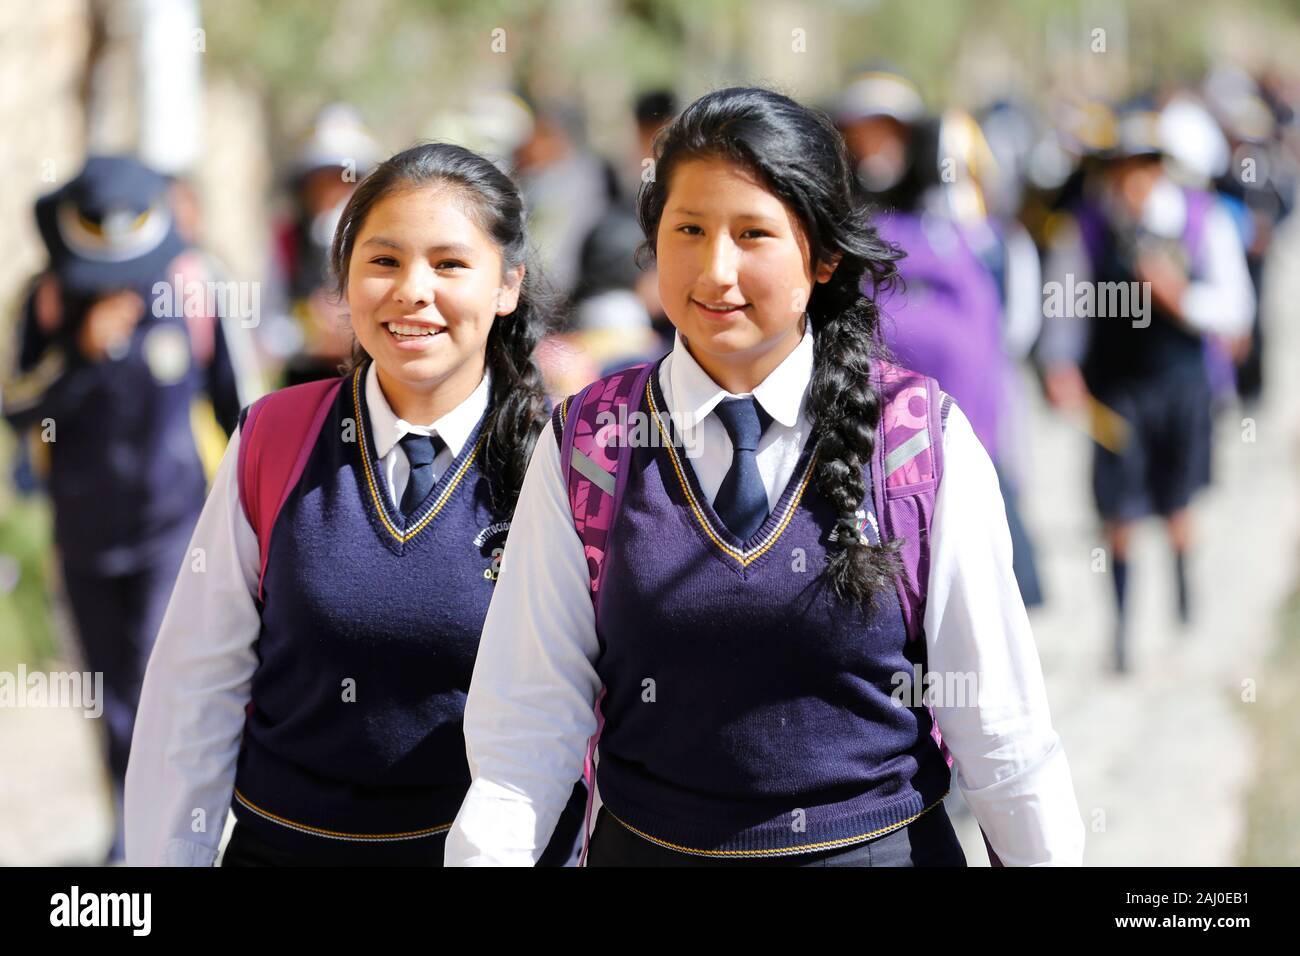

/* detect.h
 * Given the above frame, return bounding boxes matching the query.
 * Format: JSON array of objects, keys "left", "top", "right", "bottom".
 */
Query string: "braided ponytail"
[{"left": 805, "top": 244, "right": 905, "bottom": 607}]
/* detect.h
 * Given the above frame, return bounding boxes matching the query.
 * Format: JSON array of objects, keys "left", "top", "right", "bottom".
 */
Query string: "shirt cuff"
[
  {"left": 956, "top": 736, "right": 1087, "bottom": 866},
  {"left": 159, "top": 837, "right": 220, "bottom": 867},
  {"left": 445, "top": 778, "right": 547, "bottom": 867}
]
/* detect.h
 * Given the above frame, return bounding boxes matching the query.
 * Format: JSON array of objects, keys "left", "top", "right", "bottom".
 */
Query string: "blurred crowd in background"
[{"left": 2, "top": 0, "right": 1300, "bottom": 864}]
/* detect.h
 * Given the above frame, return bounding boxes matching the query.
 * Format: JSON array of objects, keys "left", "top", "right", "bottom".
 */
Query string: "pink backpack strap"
[
  {"left": 553, "top": 361, "right": 656, "bottom": 605},
  {"left": 550, "top": 360, "right": 655, "bottom": 866},
  {"left": 871, "top": 360, "right": 951, "bottom": 757},
  {"left": 870, "top": 359, "right": 949, "bottom": 645},
  {"left": 236, "top": 375, "right": 344, "bottom": 602},
  {"left": 871, "top": 359, "right": 1004, "bottom": 865}
]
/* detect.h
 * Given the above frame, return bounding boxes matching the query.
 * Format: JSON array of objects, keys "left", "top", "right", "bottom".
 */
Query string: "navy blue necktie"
[
  {"left": 712, "top": 397, "right": 773, "bottom": 540},
  {"left": 398, "top": 432, "right": 446, "bottom": 519}
]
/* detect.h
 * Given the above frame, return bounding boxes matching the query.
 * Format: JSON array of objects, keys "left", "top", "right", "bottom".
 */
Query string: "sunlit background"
[{"left": 2, "top": 0, "right": 1299, "bottom": 866}]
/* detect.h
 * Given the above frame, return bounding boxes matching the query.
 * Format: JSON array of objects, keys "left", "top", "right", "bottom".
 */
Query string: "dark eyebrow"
[
  {"left": 359, "top": 237, "right": 478, "bottom": 257},
  {"left": 666, "top": 207, "right": 781, "bottom": 226}
]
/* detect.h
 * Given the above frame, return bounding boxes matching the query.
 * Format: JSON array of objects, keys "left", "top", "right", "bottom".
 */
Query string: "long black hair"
[
  {"left": 636, "top": 86, "right": 905, "bottom": 606},
  {"left": 330, "top": 141, "right": 555, "bottom": 521}
]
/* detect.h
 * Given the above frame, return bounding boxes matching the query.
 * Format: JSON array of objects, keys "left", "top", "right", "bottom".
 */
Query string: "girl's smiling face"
[
  {"left": 656, "top": 157, "right": 836, "bottom": 390},
  {"left": 347, "top": 185, "right": 521, "bottom": 407}
]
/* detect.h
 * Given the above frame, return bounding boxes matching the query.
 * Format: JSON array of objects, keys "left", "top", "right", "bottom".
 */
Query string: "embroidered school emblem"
[{"left": 474, "top": 520, "right": 511, "bottom": 582}]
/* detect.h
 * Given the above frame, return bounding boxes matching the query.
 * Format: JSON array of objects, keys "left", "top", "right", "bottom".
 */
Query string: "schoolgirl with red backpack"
[
  {"left": 124, "top": 142, "right": 585, "bottom": 865},
  {"left": 446, "top": 88, "right": 1085, "bottom": 866}
]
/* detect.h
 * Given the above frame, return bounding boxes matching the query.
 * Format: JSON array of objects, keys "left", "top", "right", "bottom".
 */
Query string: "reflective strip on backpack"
[
  {"left": 883, "top": 428, "right": 931, "bottom": 479},
  {"left": 571, "top": 446, "right": 616, "bottom": 496}
]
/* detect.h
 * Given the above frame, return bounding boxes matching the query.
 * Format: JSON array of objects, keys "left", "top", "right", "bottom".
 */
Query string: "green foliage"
[{"left": 0, "top": 496, "right": 56, "bottom": 670}]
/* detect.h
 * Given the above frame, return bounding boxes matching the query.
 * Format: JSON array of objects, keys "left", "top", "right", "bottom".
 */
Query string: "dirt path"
[{"left": 948, "top": 219, "right": 1300, "bottom": 866}]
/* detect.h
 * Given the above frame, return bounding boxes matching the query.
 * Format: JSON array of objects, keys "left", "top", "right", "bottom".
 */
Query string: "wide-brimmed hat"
[
  {"left": 34, "top": 154, "right": 186, "bottom": 295},
  {"left": 834, "top": 70, "right": 926, "bottom": 126}
]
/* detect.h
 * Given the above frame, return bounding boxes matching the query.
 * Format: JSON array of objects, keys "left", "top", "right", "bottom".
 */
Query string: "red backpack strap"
[
  {"left": 237, "top": 375, "right": 344, "bottom": 602},
  {"left": 550, "top": 360, "right": 655, "bottom": 866}
]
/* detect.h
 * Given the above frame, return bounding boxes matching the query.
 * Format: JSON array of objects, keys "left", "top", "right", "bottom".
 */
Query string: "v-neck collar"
[
  {"left": 646, "top": 356, "right": 817, "bottom": 570},
  {"left": 351, "top": 365, "right": 488, "bottom": 549}
]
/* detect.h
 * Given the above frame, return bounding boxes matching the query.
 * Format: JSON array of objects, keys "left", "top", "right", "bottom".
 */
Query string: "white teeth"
[{"left": 386, "top": 323, "right": 440, "bottom": 336}]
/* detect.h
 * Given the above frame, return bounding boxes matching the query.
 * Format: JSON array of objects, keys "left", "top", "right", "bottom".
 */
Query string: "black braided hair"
[
  {"left": 330, "top": 141, "right": 557, "bottom": 520},
  {"left": 636, "top": 86, "right": 906, "bottom": 606}
]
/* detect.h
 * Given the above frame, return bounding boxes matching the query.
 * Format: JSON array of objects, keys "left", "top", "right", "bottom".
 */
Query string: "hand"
[
  {"left": 33, "top": 274, "right": 63, "bottom": 334},
  {"left": 1225, "top": 333, "right": 1253, "bottom": 364},
  {"left": 77, "top": 289, "right": 145, "bottom": 362},
  {"left": 1136, "top": 250, "right": 1189, "bottom": 323},
  {"left": 1043, "top": 362, "right": 1089, "bottom": 412}
]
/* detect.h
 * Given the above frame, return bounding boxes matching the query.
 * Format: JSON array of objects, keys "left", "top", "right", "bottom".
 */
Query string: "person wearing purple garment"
[
  {"left": 1039, "top": 105, "right": 1254, "bottom": 672},
  {"left": 834, "top": 70, "right": 1043, "bottom": 610}
]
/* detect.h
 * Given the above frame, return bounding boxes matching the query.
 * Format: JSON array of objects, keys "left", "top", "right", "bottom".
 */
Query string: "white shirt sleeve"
[
  {"left": 1037, "top": 219, "right": 1092, "bottom": 368},
  {"left": 923, "top": 403, "right": 1086, "bottom": 866},
  {"left": 1178, "top": 202, "right": 1256, "bottom": 338},
  {"left": 124, "top": 423, "right": 262, "bottom": 866},
  {"left": 1001, "top": 223, "right": 1045, "bottom": 361},
  {"left": 444, "top": 424, "right": 602, "bottom": 866}
]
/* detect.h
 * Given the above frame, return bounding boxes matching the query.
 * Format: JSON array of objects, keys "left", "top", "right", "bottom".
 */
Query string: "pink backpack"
[
  {"left": 236, "top": 376, "right": 343, "bottom": 602},
  {"left": 554, "top": 357, "right": 1006, "bottom": 867}
]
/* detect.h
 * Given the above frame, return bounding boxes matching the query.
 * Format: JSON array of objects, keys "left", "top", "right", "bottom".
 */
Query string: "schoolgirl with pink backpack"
[{"left": 446, "top": 87, "right": 1086, "bottom": 867}]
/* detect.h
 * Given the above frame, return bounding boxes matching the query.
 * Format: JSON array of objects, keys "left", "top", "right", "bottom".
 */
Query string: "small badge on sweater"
[
  {"left": 826, "top": 509, "right": 880, "bottom": 547},
  {"left": 474, "top": 520, "right": 511, "bottom": 583}
]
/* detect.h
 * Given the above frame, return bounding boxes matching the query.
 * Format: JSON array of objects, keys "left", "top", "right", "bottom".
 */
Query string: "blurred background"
[{"left": 1, "top": 0, "right": 1298, "bottom": 866}]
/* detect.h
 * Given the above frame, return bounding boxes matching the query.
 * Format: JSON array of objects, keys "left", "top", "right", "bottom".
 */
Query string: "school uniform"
[
  {"left": 446, "top": 325, "right": 1086, "bottom": 866},
  {"left": 124, "top": 360, "right": 585, "bottom": 866},
  {"left": 1041, "top": 177, "right": 1255, "bottom": 521},
  {"left": 3, "top": 274, "right": 242, "bottom": 863}
]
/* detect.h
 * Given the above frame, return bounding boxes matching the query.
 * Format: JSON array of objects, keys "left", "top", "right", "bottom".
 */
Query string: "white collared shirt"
[
  {"left": 445, "top": 324, "right": 1086, "bottom": 866},
  {"left": 666, "top": 327, "right": 813, "bottom": 510},
  {"left": 123, "top": 363, "right": 490, "bottom": 866},
  {"left": 365, "top": 362, "right": 491, "bottom": 509}
]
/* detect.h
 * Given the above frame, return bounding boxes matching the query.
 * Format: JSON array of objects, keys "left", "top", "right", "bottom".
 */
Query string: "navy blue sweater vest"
[
  {"left": 232, "top": 365, "right": 580, "bottom": 862},
  {"left": 591, "top": 371, "right": 951, "bottom": 857}
]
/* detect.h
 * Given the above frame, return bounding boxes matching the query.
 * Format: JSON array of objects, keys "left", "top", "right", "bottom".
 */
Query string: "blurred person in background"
[
  {"left": 835, "top": 70, "right": 1044, "bottom": 609},
  {"left": 536, "top": 91, "right": 677, "bottom": 397},
  {"left": 1038, "top": 103, "right": 1255, "bottom": 672},
  {"left": 265, "top": 104, "right": 381, "bottom": 386},
  {"left": 1204, "top": 66, "right": 1297, "bottom": 406},
  {"left": 512, "top": 99, "right": 611, "bottom": 299},
  {"left": 0, "top": 154, "right": 242, "bottom": 862}
]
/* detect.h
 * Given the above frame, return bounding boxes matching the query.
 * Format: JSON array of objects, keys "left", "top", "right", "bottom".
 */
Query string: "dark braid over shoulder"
[
  {"left": 479, "top": 268, "right": 554, "bottom": 519},
  {"left": 806, "top": 275, "right": 905, "bottom": 608}
]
